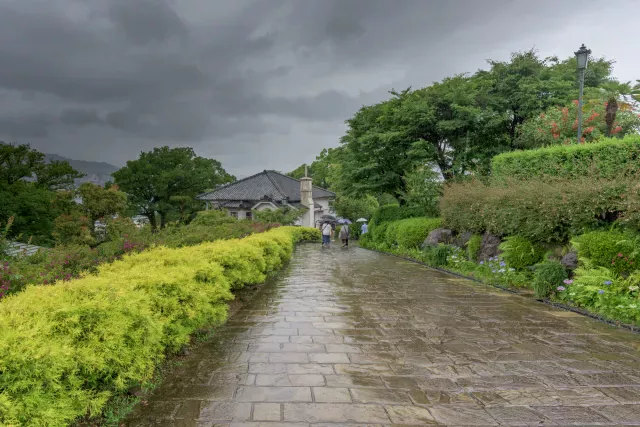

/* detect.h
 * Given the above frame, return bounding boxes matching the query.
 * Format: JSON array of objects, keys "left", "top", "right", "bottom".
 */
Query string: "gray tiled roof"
[
  {"left": 197, "top": 171, "right": 335, "bottom": 202},
  {"left": 5, "top": 241, "right": 47, "bottom": 257}
]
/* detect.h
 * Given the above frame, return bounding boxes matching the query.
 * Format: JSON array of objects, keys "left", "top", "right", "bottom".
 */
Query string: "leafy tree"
[
  {"left": 287, "top": 147, "right": 342, "bottom": 190},
  {"left": 332, "top": 195, "right": 379, "bottom": 222},
  {"left": 401, "top": 165, "right": 442, "bottom": 217},
  {"left": 0, "top": 143, "right": 83, "bottom": 190},
  {"left": 52, "top": 213, "right": 95, "bottom": 246},
  {"left": 77, "top": 183, "right": 128, "bottom": 232},
  {"left": 112, "top": 146, "right": 234, "bottom": 230}
]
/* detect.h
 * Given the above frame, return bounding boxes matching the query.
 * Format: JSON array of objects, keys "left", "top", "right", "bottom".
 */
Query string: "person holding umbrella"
[
  {"left": 357, "top": 218, "right": 368, "bottom": 235},
  {"left": 338, "top": 219, "right": 351, "bottom": 247}
]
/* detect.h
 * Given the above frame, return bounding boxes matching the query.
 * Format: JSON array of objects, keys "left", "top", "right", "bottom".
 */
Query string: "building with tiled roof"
[{"left": 196, "top": 170, "right": 334, "bottom": 226}]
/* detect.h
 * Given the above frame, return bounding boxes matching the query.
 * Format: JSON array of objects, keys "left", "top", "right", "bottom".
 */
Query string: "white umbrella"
[{"left": 356, "top": 218, "right": 368, "bottom": 222}]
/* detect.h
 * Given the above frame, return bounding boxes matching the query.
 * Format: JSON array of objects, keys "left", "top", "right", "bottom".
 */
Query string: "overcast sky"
[{"left": 0, "top": 0, "right": 638, "bottom": 177}]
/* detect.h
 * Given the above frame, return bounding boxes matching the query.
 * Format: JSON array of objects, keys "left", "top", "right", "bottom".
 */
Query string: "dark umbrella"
[{"left": 321, "top": 214, "right": 337, "bottom": 222}]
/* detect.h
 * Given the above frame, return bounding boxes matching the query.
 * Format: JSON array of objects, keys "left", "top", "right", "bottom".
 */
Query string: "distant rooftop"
[{"left": 197, "top": 170, "right": 335, "bottom": 202}]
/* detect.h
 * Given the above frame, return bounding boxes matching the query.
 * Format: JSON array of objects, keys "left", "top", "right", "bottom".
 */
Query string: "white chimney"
[{"left": 299, "top": 167, "right": 314, "bottom": 227}]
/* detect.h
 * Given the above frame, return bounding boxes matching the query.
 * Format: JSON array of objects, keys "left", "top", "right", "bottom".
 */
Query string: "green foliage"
[
  {"left": 556, "top": 267, "right": 640, "bottom": 324},
  {"left": 499, "top": 236, "right": 545, "bottom": 270},
  {"left": 396, "top": 217, "right": 442, "bottom": 249},
  {"left": 77, "top": 183, "right": 128, "bottom": 229},
  {"left": 491, "top": 135, "right": 640, "bottom": 181},
  {"left": 332, "top": 195, "right": 378, "bottom": 223},
  {"left": 52, "top": 212, "right": 95, "bottom": 246},
  {"left": 466, "top": 234, "right": 482, "bottom": 261},
  {"left": 532, "top": 261, "right": 568, "bottom": 299},
  {"left": 572, "top": 230, "right": 639, "bottom": 275},
  {"left": 0, "top": 226, "right": 313, "bottom": 425},
  {"left": 401, "top": 165, "right": 442, "bottom": 217},
  {"left": 0, "top": 142, "right": 83, "bottom": 190},
  {"left": 254, "top": 206, "right": 305, "bottom": 226},
  {"left": 423, "top": 244, "right": 453, "bottom": 267},
  {"left": 370, "top": 204, "right": 422, "bottom": 227},
  {"left": 286, "top": 148, "right": 341, "bottom": 190},
  {"left": 112, "top": 146, "right": 234, "bottom": 230},
  {"left": 441, "top": 176, "right": 633, "bottom": 243},
  {"left": 190, "top": 209, "right": 236, "bottom": 227}
]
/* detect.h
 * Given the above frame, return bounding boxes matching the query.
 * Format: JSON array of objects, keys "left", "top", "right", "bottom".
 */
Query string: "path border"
[{"left": 361, "top": 246, "right": 639, "bottom": 334}]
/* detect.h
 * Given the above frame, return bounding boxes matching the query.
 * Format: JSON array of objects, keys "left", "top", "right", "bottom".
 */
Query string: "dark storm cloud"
[{"left": 0, "top": 0, "right": 634, "bottom": 175}]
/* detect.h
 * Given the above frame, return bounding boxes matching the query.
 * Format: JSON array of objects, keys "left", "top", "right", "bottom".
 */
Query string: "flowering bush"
[
  {"left": 572, "top": 230, "right": 639, "bottom": 275},
  {"left": 555, "top": 267, "right": 640, "bottom": 324},
  {"left": 516, "top": 101, "right": 640, "bottom": 149}
]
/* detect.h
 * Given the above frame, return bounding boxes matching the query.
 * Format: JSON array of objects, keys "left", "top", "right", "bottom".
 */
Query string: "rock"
[
  {"left": 561, "top": 251, "right": 578, "bottom": 270},
  {"left": 478, "top": 233, "right": 502, "bottom": 261},
  {"left": 128, "top": 385, "right": 145, "bottom": 397},
  {"left": 179, "top": 346, "right": 191, "bottom": 357},
  {"left": 453, "top": 231, "right": 473, "bottom": 248},
  {"left": 422, "top": 228, "right": 453, "bottom": 248}
]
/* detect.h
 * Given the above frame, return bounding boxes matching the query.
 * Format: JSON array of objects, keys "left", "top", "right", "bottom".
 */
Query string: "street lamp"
[{"left": 575, "top": 44, "right": 591, "bottom": 144}]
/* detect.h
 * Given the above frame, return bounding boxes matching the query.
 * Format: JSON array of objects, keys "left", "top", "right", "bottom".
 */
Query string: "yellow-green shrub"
[{"left": 0, "top": 226, "right": 315, "bottom": 426}]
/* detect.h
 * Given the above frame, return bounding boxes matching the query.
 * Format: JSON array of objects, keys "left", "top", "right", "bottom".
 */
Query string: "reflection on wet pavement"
[{"left": 125, "top": 244, "right": 640, "bottom": 426}]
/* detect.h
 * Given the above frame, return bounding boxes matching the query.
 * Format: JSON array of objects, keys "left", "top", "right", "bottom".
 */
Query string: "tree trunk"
[
  {"left": 160, "top": 212, "right": 167, "bottom": 229},
  {"left": 605, "top": 98, "right": 618, "bottom": 137},
  {"left": 146, "top": 212, "right": 157, "bottom": 231}
]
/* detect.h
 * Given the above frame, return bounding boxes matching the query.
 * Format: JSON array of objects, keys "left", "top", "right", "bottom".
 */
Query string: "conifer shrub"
[{"left": 0, "top": 226, "right": 314, "bottom": 426}]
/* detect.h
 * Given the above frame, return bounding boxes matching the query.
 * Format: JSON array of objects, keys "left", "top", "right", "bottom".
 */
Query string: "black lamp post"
[{"left": 575, "top": 44, "right": 591, "bottom": 144}]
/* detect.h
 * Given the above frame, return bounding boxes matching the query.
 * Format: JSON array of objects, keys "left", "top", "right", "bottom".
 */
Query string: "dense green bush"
[
  {"left": 466, "top": 234, "right": 482, "bottom": 261},
  {"left": 189, "top": 209, "right": 236, "bottom": 226},
  {"left": 532, "top": 261, "right": 568, "bottom": 299},
  {"left": 396, "top": 217, "right": 442, "bottom": 249},
  {"left": 491, "top": 135, "right": 640, "bottom": 181},
  {"left": 441, "top": 176, "right": 630, "bottom": 243},
  {"left": 0, "top": 226, "right": 315, "bottom": 426},
  {"left": 499, "top": 236, "right": 545, "bottom": 270},
  {"left": 369, "top": 204, "right": 422, "bottom": 227},
  {"left": 572, "top": 230, "right": 639, "bottom": 275}
]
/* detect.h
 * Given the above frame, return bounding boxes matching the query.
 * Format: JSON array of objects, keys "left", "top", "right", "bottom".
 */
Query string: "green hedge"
[
  {"left": 366, "top": 216, "right": 441, "bottom": 249},
  {"left": 0, "top": 226, "right": 319, "bottom": 426},
  {"left": 491, "top": 135, "right": 640, "bottom": 181},
  {"left": 441, "top": 176, "right": 633, "bottom": 243},
  {"left": 370, "top": 204, "right": 422, "bottom": 227}
]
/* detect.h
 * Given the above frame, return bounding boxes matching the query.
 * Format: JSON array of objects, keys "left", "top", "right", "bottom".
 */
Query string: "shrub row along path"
[{"left": 126, "top": 244, "right": 640, "bottom": 426}]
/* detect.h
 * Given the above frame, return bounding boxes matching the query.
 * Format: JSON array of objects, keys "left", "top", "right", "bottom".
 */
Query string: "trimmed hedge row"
[
  {"left": 0, "top": 226, "right": 319, "bottom": 426},
  {"left": 369, "top": 204, "right": 423, "bottom": 227},
  {"left": 441, "top": 176, "right": 636, "bottom": 243},
  {"left": 491, "top": 135, "right": 640, "bottom": 181}
]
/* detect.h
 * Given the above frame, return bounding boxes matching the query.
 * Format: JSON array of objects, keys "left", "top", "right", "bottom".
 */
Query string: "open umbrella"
[
  {"left": 356, "top": 218, "right": 368, "bottom": 222},
  {"left": 337, "top": 219, "right": 352, "bottom": 225},
  {"left": 321, "top": 214, "right": 337, "bottom": 222}
]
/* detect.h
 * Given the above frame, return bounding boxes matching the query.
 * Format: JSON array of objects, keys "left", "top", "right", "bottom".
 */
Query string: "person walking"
[
  {"left": 339, "top": 223, "right": 350, "bottom": 247},
  {"left": 361, "top": 222, "right": 368, "bottom": 235},
  {"left": 321, "top": 221, "right": 333, "bottom": 247}
]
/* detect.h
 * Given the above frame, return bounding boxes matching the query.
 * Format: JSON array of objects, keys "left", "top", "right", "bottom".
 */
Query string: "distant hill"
[{"left": 44, "top": 153, "right": 119, "bottom": 186}]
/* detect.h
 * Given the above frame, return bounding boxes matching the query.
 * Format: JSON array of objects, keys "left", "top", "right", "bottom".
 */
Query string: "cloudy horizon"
[{"left": 0, "top": 0, "right": 638, "bottom": 176}]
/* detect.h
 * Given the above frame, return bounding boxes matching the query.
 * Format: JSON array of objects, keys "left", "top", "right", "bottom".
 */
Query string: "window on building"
[
  {"left": 245, "top": 211, "right": 252, "bottom": 220},
  {"left": 229, "top": 211, "right": 238, "bottom": 219}
]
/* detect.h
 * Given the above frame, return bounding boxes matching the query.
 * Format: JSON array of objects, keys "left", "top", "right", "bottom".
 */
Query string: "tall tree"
[
  {"left": 77, "top": 183, "right": 128, "bottom": 232},
  {"left": 113, "top": 146, "right": 235, "bottom": 229}
]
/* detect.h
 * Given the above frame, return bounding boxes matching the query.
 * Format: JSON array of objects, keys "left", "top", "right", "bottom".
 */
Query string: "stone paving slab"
[{"left": 125, "top": 245, "right": 640, "bottom": 426}]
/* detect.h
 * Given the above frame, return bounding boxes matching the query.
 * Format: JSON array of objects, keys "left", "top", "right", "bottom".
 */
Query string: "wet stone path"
[{"left": 126, "top": 244, "right": 640, "bottom": 426}]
